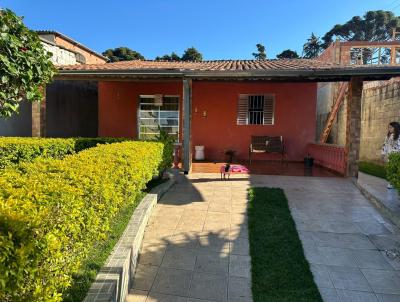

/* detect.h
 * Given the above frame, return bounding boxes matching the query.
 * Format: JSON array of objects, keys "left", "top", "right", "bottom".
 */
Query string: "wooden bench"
[{"left": 249, "top": 136, "right": 286, "bottom": 164}]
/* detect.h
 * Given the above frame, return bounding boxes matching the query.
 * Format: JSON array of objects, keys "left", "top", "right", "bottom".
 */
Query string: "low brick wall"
[{"left": 84, "top": 174, "right": 176, "bottom": 302}]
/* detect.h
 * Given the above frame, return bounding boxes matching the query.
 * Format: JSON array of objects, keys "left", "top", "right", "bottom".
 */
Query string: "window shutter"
[
  {"left": 237, "top": 94, "right": 249, "bottom": 125},
  {"left": 263, "top": 94, "right": 274, "bottom": 125}
]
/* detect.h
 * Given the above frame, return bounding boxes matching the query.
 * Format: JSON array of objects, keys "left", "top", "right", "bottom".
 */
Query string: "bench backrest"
[{"left": 251, "top": 136, "right": 283, "bottom": 153}]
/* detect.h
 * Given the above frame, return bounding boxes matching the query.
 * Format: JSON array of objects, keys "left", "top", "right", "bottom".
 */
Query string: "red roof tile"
[{"left": 60, "top": 59, "right": 343, "bottom": 72}]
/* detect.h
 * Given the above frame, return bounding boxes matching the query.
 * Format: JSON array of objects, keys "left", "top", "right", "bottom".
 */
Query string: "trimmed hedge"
[
  {"left": 0, "top": 141, "right": 164, "bottom": 302},
  {"left": 358, "top": 161, "right": 387, "bottom": 180},
  {"left": 0, "top": 137, "right": 75, "bottom": 169},
  {"left": 74, "top": 137, "right": 128, "bottom": 152},
  {"left": 387, "top": 153, "right": 400, "bottom": 190},
  {"left": 0, "top": 137, "right": 129, "bottom": 169}
]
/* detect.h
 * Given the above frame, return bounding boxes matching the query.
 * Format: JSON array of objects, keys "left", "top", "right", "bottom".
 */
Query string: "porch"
[{"left": 191, "top": 160, "right": 338, "bottom": 177}]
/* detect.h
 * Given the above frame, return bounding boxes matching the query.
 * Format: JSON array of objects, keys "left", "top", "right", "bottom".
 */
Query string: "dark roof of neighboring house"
[
  {"left": 58, "top": 59, "right": 400, "bottom": 81},
  {"left": 36, "top": 30, "right": 108, "bottom": 61}
]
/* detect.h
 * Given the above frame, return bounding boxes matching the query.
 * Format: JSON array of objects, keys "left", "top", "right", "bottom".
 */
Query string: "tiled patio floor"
[
  {"left": 128, "top": 173, "right": 400, "bottom": 302},
  {"left": 192, "top": 160, "right": 338, "bottom": 177}
]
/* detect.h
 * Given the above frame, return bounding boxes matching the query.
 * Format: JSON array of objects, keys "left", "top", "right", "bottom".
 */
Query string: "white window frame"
[{"left": 138, "top": 95, "right": 180, "bottom": 141}]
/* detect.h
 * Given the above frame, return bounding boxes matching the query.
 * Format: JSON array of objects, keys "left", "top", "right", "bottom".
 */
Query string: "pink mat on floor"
[{"left": 220, "top": 165, "right": 249, "bottom": 173}]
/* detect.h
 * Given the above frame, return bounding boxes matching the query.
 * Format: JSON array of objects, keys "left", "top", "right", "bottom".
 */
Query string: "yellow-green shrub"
[
  {"left": 0, "top": 141, "right": 163, "bottom": 302},
  {"left": 0, "top": 137, "right": 75, "bottom": 169},
  {"left": 0, "top": 137, "right": 130, "bottom": 169}
]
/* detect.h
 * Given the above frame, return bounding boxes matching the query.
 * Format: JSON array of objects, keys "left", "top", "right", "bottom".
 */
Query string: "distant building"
[
  {"left": 0, "top": 30, "right": 105, "bottom": 137},
  {"left": 37, "top": 30, "right": 108, "bottom": 65}
]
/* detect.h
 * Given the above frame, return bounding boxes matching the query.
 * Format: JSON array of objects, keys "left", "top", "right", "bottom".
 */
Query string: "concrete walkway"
[{"left": 128, "top": 173, "right": 400, "bottom": 302}]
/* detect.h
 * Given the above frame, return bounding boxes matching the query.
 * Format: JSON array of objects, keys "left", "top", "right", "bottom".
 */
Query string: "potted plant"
[{"left": 224, "top": 149, "right": 236, "bottom": 163}]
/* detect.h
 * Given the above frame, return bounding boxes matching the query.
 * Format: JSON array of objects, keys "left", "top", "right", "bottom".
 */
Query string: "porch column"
[
  {"left": 182, "top": 79, "right": 192, "bottom": 174},
  {"left": 32, "top": 88, "right": 46, "bottom": 137},
  {"left": 345, "top": 76, "right": 363, "bottom": 177}
]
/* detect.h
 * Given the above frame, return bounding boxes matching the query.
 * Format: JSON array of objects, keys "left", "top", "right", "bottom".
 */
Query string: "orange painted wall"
[
  {"left": 98, "top": 81, "right": 183, "bottom": 138},
  {"left": 191, "top": 81, "right": 317, "bottom": 161}
]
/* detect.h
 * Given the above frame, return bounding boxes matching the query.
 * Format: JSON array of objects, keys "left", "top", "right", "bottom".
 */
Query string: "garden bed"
[
  {"left": 358, "top": 161, "right": 386, "bottom": 180},
  {"left": 0, "top": 141, "right": 165, "bottom": 301},
  {"left": 248, "top": 187, "right": 322, "bottom": 302}
]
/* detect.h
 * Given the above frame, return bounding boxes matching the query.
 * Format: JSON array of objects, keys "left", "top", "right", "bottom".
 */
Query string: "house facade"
[
  {"left": 55, "top": 59, "right": 400, "bottom": 175},
  {"left": 97, "top": 80, "right": 317, "bottom": 162}
]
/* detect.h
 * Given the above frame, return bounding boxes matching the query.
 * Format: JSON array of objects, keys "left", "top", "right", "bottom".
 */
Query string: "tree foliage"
[
  {"left": 0, "top": 9, "right": 56, "bottom": 117},
  {"left": 252, "top": 43, "right": 267, "bottom": 60},
  {"left": 276, "top": 49, "right": 299, "bottom": 59},
  {"left": 322, "top": 10, "right": 400, "bottom": 48},
  {"left": 302, "top": 33, "right": 323, "bottom": 58},
  {"left": 102, "top": 47, "right": 144, "bottom": 62},
  {"left": 155, "top": 52, "right": 181, "bottom": 61},
  {"left": 181, "top": 47, "right": 203, "bottom": 61}
]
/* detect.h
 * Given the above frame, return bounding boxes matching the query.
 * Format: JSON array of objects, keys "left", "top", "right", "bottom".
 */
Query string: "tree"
[
  {"left": 276, "top": 49, "right": 299, "bottom": 59},
  {"left": 302, "top": 33, "right": 323, "bottom": 58},
  {"left": 102, "top": 47, "right": 144, "bottom": 62},
  {"left": 155, "top": 52, "right": 181, "bottom": 61},
  {"left": 181, "top": 47, "right": 203, "bottom": 61},
  {"left": 322, "top": 10, "right": 400, "bottom": 48},
  {"left": 252, "top": 43, "right": 267, "bottom": 60},
  {"left": 0, "top": 9, "right": 56, "bottom": 117}
]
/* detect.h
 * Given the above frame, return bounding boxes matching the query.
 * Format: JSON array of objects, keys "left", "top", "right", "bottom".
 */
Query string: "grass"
[
  {"left": 62, "top": 193, "right": 144, "bottom": 302},
  {"left": 248, "top": 187, "right": 322, "bottom": 302},
  {"left": 358, "top": 161, "right": 387, "bottom": 180}
]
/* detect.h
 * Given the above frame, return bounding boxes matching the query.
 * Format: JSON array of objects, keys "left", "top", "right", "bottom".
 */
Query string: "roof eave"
[{"left": 56, "top": 67, "right": 400, "bottom": 81}]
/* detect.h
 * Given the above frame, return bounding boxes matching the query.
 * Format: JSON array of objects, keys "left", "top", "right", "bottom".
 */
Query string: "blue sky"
[{"left": 1, "top": 0, "right": 399, "bottom": 60}]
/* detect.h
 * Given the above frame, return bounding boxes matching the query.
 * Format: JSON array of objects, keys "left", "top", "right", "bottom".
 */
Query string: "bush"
[
  {"left": 155, "top": 127, "right": 175, "bottom": 175},
  {"left": 358, "top": 161, "right": 387, "bottom": 180},
  {"left": 0, "top": 137, "right": 130, "bottom": 169},
  {"left": 387, "top": 153, "right": 400, "bottom": 189},
  {"left": 0, "top": 137, "right": 75, "bottom": 169},
  {"left": 0, "top": 141, "right": 164, "bottom": 302},
  {"left": 73, "top": 137, "right": 129, "bottom": 152}
]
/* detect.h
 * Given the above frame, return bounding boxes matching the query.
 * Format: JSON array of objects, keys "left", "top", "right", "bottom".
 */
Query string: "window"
[
  {"left": 237, "top": 94, "right": 274, "bottom": 125},
  {"left": 138, "top": 95, "right": 179, "bottom": 141},
  {"left": 350, "top": 47, "right": 391, "bottom": 65}
]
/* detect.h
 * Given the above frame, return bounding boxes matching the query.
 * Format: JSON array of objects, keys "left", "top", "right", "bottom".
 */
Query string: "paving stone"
[
  {"left": 229, "top": 237, "right": 250, "bottom": 256},
  {"left": 377, "top": 293, "right": 400, "bottom": 302},
  {"left": 336, "top": 289, "right": 379, "bottom": 302},
  {"left": 362, "top": 269, "right": 400, "bottom": 294},
  {"left": 126, "top": 289, "right": 148, "bottom": 302},
  {"left": 161, "top": 246, "right": 197, "bottom": 270},
  {"left": 310, "top": 264, "right": 334, "bottom": 288},
  {"left": 151, "top": 267, "right": 192, "bottom": 296},
  {"left": 228, "top": 276, "right": 252, "bottom": 301},
  {"left": 318, "top": 287, "right": 341, "bottom": 302},
  {"left": 328, "top": 266, "right": 372, "bottom": 291},
  {"left": 146, "top": 292, "right": 187, "bottom": 302},
  {"left": 132, "top": 264, "right": 158, "bottom": 290},
  {"left": 188, "top": 272, "right": 228, "bottom": 302},
  {"left": 353, "top": 250, "right": 394, "bottom": 270},
  {"left": 195, "top": 251, "right": 229, "bottom": 275},
  {"left": 229, "top": 255, "right": 251, "bottom": 278},
  {"left": 138, "top": 244, "right": 167, "bottom": 266}
]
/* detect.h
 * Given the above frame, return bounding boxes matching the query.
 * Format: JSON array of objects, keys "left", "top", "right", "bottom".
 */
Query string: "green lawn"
[
  {"left": 248, "top": 187, "right": 322, "bottom": 302},
  {"left": 358, "top": 161, "right": 387, "bottom": 180},
  {"left": 62, "top": 194, "right": 143, "bottom": 302}
]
